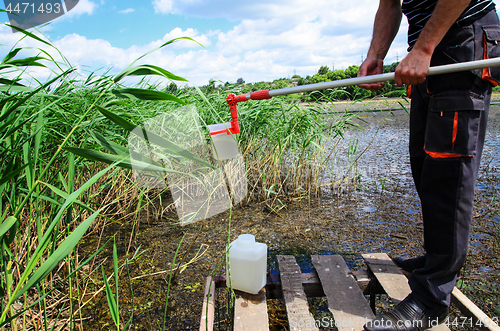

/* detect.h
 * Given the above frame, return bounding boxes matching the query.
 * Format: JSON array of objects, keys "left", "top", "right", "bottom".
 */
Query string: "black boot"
[
  {"left": 364, "top": 294, "right": 448, "bottom": 331},
  {"left": 392, "top": 256, "right": 426, "bottom": 273}
]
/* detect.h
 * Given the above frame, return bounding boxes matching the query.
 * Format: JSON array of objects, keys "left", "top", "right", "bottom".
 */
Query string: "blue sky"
[{"left": 1, "top": 0, "right": 499, "bottom": 86}]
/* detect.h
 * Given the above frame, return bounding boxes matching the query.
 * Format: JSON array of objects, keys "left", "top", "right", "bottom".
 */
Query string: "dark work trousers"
[{"left": 407, "top": 9, "right": 500, "bottom": 310}]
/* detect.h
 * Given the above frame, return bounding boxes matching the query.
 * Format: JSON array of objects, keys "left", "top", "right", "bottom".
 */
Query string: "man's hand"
[
  {"left": 357, "top": 0, "right": 402, "bottom": 92},
  {"left": 393, "top": 0, "right": 471, "bottom": 86},
  {"left": 394, "top": 48, "right": 432, "bottom": 86},
  {"left": 358, "top": 56, "right": 386, "bottom": 91}
]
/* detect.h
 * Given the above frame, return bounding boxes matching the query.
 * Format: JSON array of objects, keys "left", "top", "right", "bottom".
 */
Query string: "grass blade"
[
  {"left": 92, "top": 106, "right": 216, "bottom": 169},
  {"left": 62, "top": 147, "right": 183, "bottom": 173},
  {"left": 4, "top": 24, "right": 54, "bottom": 47},
  {"left": 13, "top": 208, "right": 102, "bottom": 302},
  {"left": 111, "top": 88, "right": 186, "bottom": 104},
  {"left": 0, "top": 216, "right": 17, "bottom": 239},
  {"left": 0, "top": 68, "right": 75, "bottom": 123},
  {"left": 139, "top": 129, "right": 216, "bottom": 170},
  {"left": 93, "top": 132, "right": 131, "bottom": 156},
  {"left": 0, "top": 77, "right": 25, "bottom": 86},
  {"left": 113, "top": 238, "right": 119, "bottom": 325},
  {"left": 0, "top": 85, "right": 33, "bottom": 92},
  {"left": 0, "top": 163, "right": 30, "bottom": 187},
  {"left": 93, "top": 105, "right": 136, "bottom": 132},
  {"left": 1, "top": 238, "right": 112, "bottom": 326},
  {"left": 1, "top": 56, "right": 47, "bottom": 68},
  {"left": 4, "top": 164, "right": 114, "bottom": 313},
  {"left": 102, "top": 266, "right": 119, "bottom": 327},
  {"left": 128, "top": 37, "right": 203, "bottom": 67},
  {"left": 1, "top": 48, "right": 22, "bottom": 63},
  {"left": 113, "top": 64, "right": 188, "bottom": 83}
]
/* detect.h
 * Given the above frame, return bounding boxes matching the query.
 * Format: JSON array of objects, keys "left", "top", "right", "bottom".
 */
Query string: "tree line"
[{"left": 201, "top": 62, "right": 407, "bottom": 101}]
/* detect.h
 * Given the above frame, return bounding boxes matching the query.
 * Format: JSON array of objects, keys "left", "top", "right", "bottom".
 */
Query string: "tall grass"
[
  {"left": 0, "top": 21, "right": 200, "bottom": 329},
  {"left": 1, "top": 20, "right": 358, "bottom": 329}
]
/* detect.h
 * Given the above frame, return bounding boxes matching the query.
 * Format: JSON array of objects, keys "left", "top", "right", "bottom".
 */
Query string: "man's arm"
[
  {"left": 394, "top": 0, "right": 472, "bottom": 86},
  {"left": 358, "top": 0, "right": 402, "bottom": 91}
]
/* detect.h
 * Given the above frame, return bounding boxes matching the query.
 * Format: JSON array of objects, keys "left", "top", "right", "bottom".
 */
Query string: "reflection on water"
[
  {"left": 483, "top": 105, "right": 500, "bottom": 174},
  {"left": 331, "top": 105, "right": 500, "bottom": 189},
  {"left": 343, "top": 115, "right": 410, "bottom": 180}
]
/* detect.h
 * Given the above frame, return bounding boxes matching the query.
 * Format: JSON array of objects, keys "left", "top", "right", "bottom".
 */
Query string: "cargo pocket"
[
  {"left": 424, "top": 91, "right": 485, "bottom": 158},
  {"left": 482, "top": 25, "right": 500, "bottom": 86}
]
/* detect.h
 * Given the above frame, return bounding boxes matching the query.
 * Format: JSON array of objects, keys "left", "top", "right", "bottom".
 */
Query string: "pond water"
[{"left": 330, "top": 102, "right": 500, "bottom": 187}]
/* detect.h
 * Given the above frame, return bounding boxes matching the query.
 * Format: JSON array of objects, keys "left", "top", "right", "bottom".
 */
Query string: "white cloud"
[
  {"left": 1, "top": 0, "right": 411, "bottom": 86},
  {"left": 54, "top": 34, "right": 138, "bottom": 68},
  {"left": 142, "top": 0, "right": 408, "bottom": 83},
  {"left": 64, "top": 0, "right": 98, "bottom": 18},
  {"left": 154, "top": 27, "right": 211, "bottom": 48},
  {"left": 152, "top": 0, "right": 173, "bottom": 14},
  {"left": 119, "top": 8, "right": 135, "bottom": 14},
  {"left": 199, "top": 1, "right": 408, "bottom": 83}
]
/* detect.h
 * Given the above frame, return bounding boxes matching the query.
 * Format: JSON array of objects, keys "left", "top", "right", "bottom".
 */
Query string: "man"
[{"left": 358, "top": 0, "right": 500, "bottom": 330}]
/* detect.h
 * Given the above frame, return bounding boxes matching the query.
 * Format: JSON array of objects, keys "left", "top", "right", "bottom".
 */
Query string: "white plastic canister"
[{"left": 226, "top": 234, "right": 267, "bottom": 294}]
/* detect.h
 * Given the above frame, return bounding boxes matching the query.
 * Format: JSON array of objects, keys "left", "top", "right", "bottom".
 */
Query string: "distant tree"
[
  {"left": 328, "top": 70, "right": 347, "bottom": 81},
  {"left": 344, "top": 65, "right": 359, "bottom": 78},
  {"left": 236, "top": 78, "right": 245, "bottom": 85},
  {"left": 206, "top": 79, "right": 216, "bottom": 91},
  {"left": 318, "top": 65, "right": 329, "bottom": 75},
  {"left": 308, "top": 73, "right": 329, "bottom": 84},
  {"left": 384, "top": 62, "right": 400, "bottom": 73},
  {"left": 166, "top": 82, "right": 177, "bottom": 94},
  {"left": 292, "top": 74, "right": 301, "bottom": 79},
  {"left": 272, "top": 80, "right": 290, "bottom": 89}
]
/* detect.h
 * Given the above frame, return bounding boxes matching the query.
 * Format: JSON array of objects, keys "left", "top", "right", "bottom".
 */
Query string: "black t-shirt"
[{"left": 402, "top": 0, "right": 496, "bottom": 47}]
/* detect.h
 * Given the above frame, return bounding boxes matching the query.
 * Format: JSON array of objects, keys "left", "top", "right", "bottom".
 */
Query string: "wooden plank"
[
  {"left": 362, "top": 253, "right": 450, "bottom": 331},
  {"left": 351, "top": 270, "right": 373, "bottom": 295},
  {"left": 233, "top": 287, "right": 270, "bottom": 331},
  {"left": 451, "top": 287, "right": 500, "bottom": 331},
  {"left": 311, "top": 255, "right": 374, "bottom": 331},
  {"left": 398, "top": 265, "right": 500, "bottom": 331},
  {"left": 277, "top": 255, "right": 319, "bottom": 331},
  {"left": 362, "top": 253, "right": 410, "bottom": 304},
  {"left": 199, "top": 277, "right": 215, "bottom": 331}
]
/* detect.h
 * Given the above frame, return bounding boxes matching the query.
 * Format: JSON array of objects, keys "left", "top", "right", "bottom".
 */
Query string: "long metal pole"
[{"left": 267, "top": 57, "right": 500, "bottom": 98}]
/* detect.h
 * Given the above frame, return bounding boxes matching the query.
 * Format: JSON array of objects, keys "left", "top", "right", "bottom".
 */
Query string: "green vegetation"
[
  {"left": 0, "top": 22, "right": 367, "bottom": 329},
  {"left": 203, "top": 62, "right": 407, "bottom": 103}
]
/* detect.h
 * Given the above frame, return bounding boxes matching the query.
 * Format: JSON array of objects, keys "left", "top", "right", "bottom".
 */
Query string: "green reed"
[{"left": 0, "top": 19, "right": 201, "bottom": 329}]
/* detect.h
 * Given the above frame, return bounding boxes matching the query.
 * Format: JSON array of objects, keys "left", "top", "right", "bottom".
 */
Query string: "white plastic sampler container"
[
  {"left": 226, "top": 234, "right": 267, "bottom": 294},
  {"left": 207, "top": 122, "right": 239, "bottom": 161}
]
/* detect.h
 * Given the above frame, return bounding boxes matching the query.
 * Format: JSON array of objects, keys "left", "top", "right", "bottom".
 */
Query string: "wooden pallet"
[{"left": 199, "top": 253, "right": 500, "bottom": 331}]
